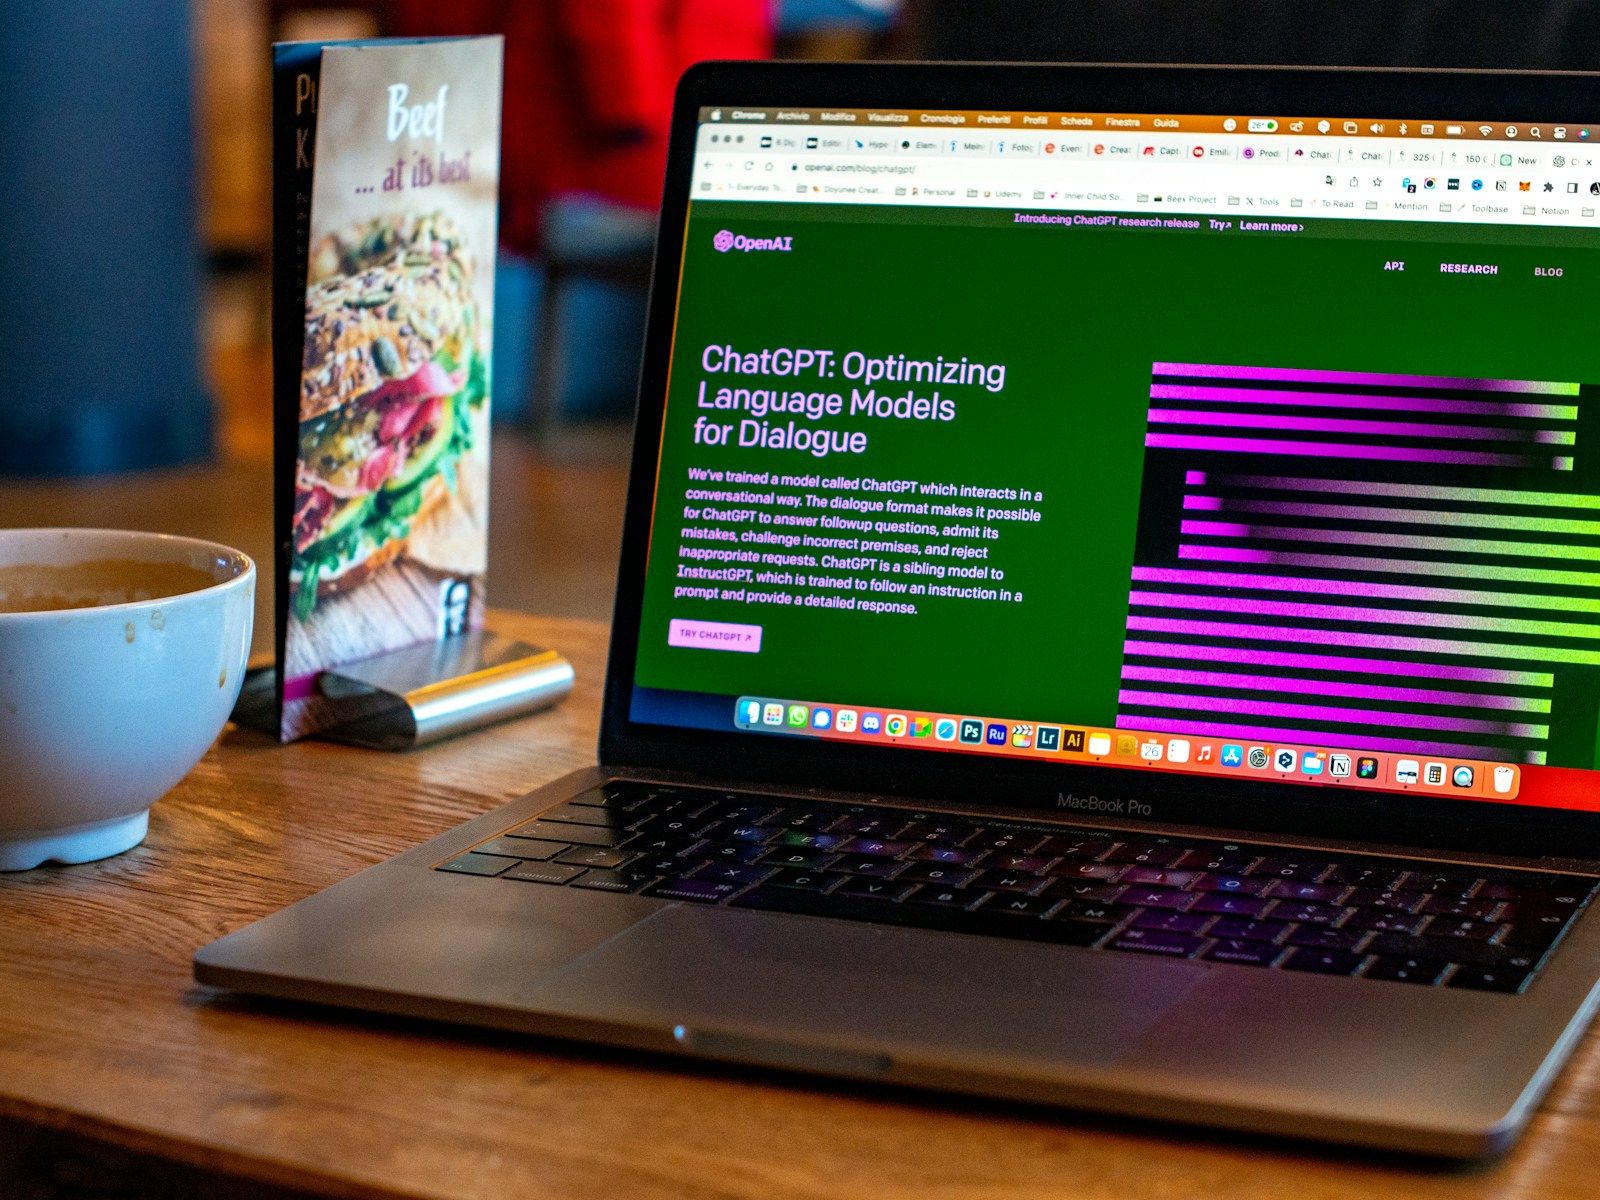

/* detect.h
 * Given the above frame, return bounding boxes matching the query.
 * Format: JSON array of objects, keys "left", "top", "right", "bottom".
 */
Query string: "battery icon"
[{"left": 1247, "top": 118, "right": 1279, "bottom": 133}]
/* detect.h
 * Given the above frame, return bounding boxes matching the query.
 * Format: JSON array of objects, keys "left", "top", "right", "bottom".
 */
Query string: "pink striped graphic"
[
  {"left": 1148, "top": 407, "right": 1561, "bottom": 443},
  {"left": 1149, "top": 382, "right": 1579, "bottom": 419},
  {"left": 1144, "top": 432, "right": 1536, "bottom": 467},
  {"left": 1118, "top": 664, "right": 1547, "bottom": 712},
  {"left": 1122, "top": 639, "right": 1552, "bottom": 686},
  {"left": 1124, "top": 614, "right": 1600, "bottom": 666},
  {"left": 1132, "top": 564, "right": 1594, "bottom": 612},
  {"left": 1117, "top": 689, "right": 1545, "bottom": 738},
  {"left": 1127, "top": 589, "right": 1600, "bottom": 640},
  {"left": 1110, "top": 715, "right": 1531, "bottom": 762},
  {"left": 1151, "top": 363, "right": 1574, "bottom": 394}
]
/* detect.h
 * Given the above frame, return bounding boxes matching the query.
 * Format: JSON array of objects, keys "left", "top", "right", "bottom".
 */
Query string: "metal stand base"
[{"left": 232, "top": 629, "right": 574, "bottom": 750}]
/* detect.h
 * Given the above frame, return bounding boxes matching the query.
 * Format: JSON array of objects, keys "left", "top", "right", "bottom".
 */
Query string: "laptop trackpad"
[{"left": 518, "top": 905, "right": 1204, "bottom": 1070}]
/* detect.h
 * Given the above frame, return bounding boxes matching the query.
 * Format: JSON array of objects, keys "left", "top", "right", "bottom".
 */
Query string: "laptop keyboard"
[{"left": 437, "top": 782, "right": 1596, "bottom": 994}]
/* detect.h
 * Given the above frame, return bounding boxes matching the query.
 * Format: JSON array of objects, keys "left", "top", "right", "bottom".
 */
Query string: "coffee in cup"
[{"left": 0, "top": 528, "right": 255, "bottom": 870}]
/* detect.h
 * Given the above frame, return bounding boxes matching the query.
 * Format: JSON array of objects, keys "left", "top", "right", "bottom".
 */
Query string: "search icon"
[{"left": 1532, "top": 126, "right": 1542, "bottom": 138}]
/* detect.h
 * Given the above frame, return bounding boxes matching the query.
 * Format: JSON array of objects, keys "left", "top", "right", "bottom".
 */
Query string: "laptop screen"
[{"left": 625, "top": 95, "right": 1600, "bottom": 818}]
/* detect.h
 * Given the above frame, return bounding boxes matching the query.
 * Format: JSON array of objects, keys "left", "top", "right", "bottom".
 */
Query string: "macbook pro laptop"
[{"left": 197, "top": 62, "right": 1600, "bottom": 1157}]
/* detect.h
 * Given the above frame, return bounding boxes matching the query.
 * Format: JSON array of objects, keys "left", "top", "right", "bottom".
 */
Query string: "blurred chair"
[{"left": 0, "top": 0, "right": 211, "bottom": 476}]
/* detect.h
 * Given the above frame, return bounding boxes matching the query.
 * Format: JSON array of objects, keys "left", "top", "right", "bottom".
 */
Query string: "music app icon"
[{"left": 1196, "top": 744, "right": 1214, "bottom": 763}]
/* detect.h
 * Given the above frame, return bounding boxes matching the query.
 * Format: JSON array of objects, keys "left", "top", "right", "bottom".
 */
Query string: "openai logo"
[{"left": 712, "top": 230, "right": 794, "bottom": 253}]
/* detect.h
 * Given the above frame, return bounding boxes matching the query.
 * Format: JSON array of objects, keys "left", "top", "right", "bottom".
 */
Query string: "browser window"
[{"left": 630, "top": 106, "right": 1600, "bottom": 814}]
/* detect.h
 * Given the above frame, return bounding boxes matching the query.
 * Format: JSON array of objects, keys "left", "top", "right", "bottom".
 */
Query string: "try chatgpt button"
[{"left": 668, "top": 619, "right": 763, "bottom": 653}]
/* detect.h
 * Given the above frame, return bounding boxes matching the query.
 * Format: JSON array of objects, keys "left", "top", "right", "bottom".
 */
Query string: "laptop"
[{"left": 196, "top": 62, "right": 1600, "bottom": 1158}]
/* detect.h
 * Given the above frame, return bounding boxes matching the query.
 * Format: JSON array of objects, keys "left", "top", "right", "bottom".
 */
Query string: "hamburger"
[{"left": 291, "top": 212, "right": 486, "bottom": 619}]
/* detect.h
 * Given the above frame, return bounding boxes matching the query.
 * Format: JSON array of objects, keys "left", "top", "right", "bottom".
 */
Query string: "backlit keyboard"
[{"left": 437, "top": 781, "right": 1597, "bottom": 993}]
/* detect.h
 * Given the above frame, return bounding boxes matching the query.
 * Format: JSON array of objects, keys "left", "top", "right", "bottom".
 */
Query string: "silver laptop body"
[{"left": 197, "top": 63, "right": 1600, "bottom": 1157}]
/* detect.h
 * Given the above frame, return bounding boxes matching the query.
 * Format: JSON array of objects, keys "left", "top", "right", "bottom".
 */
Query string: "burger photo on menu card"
[{"left": 292, "top": 212, "right": 486, "bottom": 618}]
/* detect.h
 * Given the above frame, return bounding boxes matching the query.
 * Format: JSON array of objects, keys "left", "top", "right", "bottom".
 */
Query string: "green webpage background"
[{"left": 635, "top": 199, "right": 1600, "bottom": 729}]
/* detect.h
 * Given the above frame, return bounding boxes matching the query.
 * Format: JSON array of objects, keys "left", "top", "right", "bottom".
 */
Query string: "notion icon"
[
  {"left": 1494, "top": 766, "right": 1516, "bottom": 794},
  {"left": 1088, "top": 733, "right": 1112, "bottom": 756},
  {"left": 1396, "top": 759, "right": 1420, "bottom": 784},
  {"left": 1329, "top": 754, "right": 1351, "bottom": 778}
]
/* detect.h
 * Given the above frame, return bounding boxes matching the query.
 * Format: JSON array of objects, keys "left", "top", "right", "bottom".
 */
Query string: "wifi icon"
[{"left": 1479, "top": 125, "right": 1493, "bottom": 135}]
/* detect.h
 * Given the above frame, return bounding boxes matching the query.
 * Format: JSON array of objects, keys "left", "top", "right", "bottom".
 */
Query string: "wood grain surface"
[{"left": 5, "top": 610, "right": 1600, "bottom": 1200}]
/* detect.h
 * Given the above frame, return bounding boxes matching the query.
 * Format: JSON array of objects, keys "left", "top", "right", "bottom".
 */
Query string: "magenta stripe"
[
  {"left": 1150, "top": 363, "right": 1570, "bottom": 394},
  {"left": 1183, "top": 495, "right": 1223, "bottom": 511},
  {"left": 1134, "top": 564, "right": 1540, "bottom": 609},
  {"left": 1121, "top": 639, "right": 1551, "bottom": 686},
  {"left": 1148, "top": 407, "right": 1552, "bottom": 443},
  {"left": 1119, "top": 664, "right": 1543, "bottom": 712},
  {"left": 1117, "top": 689, "right": 1545, "bottom": 738},
  {"left": 1110, "top": 714, "right": 1524, "bottom": 762},
  {"left": 1127, "top": 588, "right": 1600, "bottom": 638},
  {"left": 1144, "top": 432, "right": 1536, "bottom": 467},
  {"left": 1184, "top": 470, "right": 1208, "bottom": 485},
  {"left": 1149, "top": 383, "right": 1577, "bottom": 419},
  {"left": 1127, "top": 613, "right": 1535, "bottom": 661}
]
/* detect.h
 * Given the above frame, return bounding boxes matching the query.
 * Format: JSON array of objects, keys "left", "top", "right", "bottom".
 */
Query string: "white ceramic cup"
[{"left": 0, "top": 528, "right": 255, "bottom": 870}]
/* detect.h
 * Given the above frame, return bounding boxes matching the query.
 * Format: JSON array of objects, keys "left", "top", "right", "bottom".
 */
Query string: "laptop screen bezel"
[{"left": 599, "top": 59, "right": 1600, "bottom": 861}]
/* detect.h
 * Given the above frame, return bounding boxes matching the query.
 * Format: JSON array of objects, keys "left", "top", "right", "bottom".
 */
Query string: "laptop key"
[
  {"left": 1035, "top": 835, "right": 1117, "bottom": 859},
  {"left": 1364, "top": 933, "right": 1526, "bottom": 967},
  {"left": 539, "top": 803, "right": 622, "bottom": 827},
  {"left": 984, "top": 893, "right": 1061, "bottom": 917},
  {"left": 763, "top": 869, "right": 847, "bottom": 891},
  {"left": 1046, "top": 861, "right": 1122, "bottom": 881},
  {"left": 1133, "top": 909, "right": 1212, "bottom": 934},
  {"left": 645, "top": 877, "right": 740, "bottom": 903},
  {"left": 838, "top": 837, "right": 915, "bottom": 858},
  {"left": 1345, "top": 888, "right": 1428, "bottom": 912},
  {"left": 1204, "top": 939, "right": 1285, "bottom": 967},
  {"left": 1041, "top": 880, "right": 1124, "bottom": 902},
  {"left": 438, "top": 852, "right": 521, "bottom": 876},
  {"left": 514, "top": 820, "right": 630, "bottom": 848},
  {"left": 908, "top": 843, "right": 987, "bottom": 866},
  {"left": 1207, "top": 917, "right": 1290, "bottom": 942},
  {"left": 554, "top": 845, "right": 634, "bottom": 869},
  {"left": 1448, "top": 966, "right": 1533, "bottom": 994},
  {"left": 1287, "top": 926, "right": 1365, "bottom": 951},
  {"left": 1118, "top": 866, "right": 1197, "bottom": 888},
  {"left": 1281, "top": 948, "right": 1366, "bottom": 976},
  {"left": 1364, "top": 956, "right": 1449, "bottom": 985},
  {"left": 1269, "top": 902, "right": 1349, "bottom": 925},
  {"left": 898, "top": 862, "right": 980, "bottom": 887},
  {"left": 478, "top": 835, "right": 567, "bottom": 860},
  {"left": 1268, "top": 881, "right": 1347, "bottom": 903},
  {"left": 701, "top": 843, "right": 769, "bottom": 865},
  {"left": 773, "top": 830, "right": 847, "bottom": 851},
  {"left": 1190, "top": 893, "right": 1271, "bottom": 917},
  {"left": 1174, "top": 848, "right": 1259, "bottom": 874},
  {"left": 832, "top": 857, "right": 906, "bottom": 879},
  {"left": 571, "top": 869, "right": 641, "bottom": 892},
  {"left": 904, "top": 885, "right": 988, "bottom": 909},
  {"left": 1424, "top": 918, "right": 1501, "bottom": 941},
  {"left": 834, "top": 877, "right": 917, "bottom": 902},
  {"left": 1056, "top": 900, "right": 1138, "bottom": 925},
  {"left": 1191, "top": 873, "right": 1270, "bottom": 895},
  {"left": 1322, "top": 863, "right": 1405, "bottom": 889},
  {"left": 689, "top": 863, "right": 773, "bottom": 887},
  {"left": 1252, "top": 857, "right": 1334, "bottom": 882},
  {"left": 760, "top": 848, "right": 838, "bottom": 870},
  {"left": 1118, "top": 886, "right": 1193, "bottom": 910},
  {"left": 730, "top": 886, "right": 1106, "bottom": 946},
  {"left": 1104, "top": 843, "right": 1187, "bottom": 868},
  {"left": 504, "top": 862, "right": 587, "bottom": 885},
  {"left": 1343, "top": 910, "right": 1427, "bottom": 935},
  {"left": 1106, "top": 929, "right": 1205, "bottom": 958}
]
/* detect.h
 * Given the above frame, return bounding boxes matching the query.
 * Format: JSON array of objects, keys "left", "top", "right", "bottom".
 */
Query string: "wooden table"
[{"left": 4, "top": 610, "right": 1600, "bottom": 1200}]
